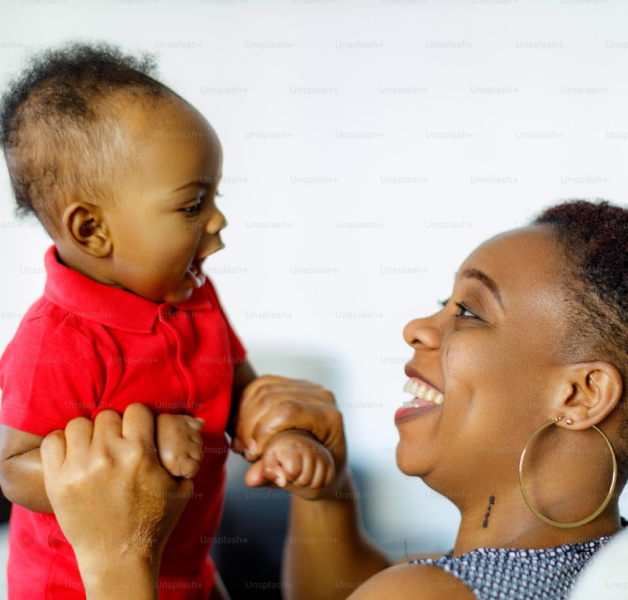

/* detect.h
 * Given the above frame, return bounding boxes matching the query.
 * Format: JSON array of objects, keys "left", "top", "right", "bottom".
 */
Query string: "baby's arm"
[
  {"left": 226, "top": 359, "right": 258, "bottom": 440},
  {"left": 0, "top": 425, "right": 51, "bottom": 513},
  {"left": 0, "top": 412, "right": 206, "bottom": 515},
  {"left": 155, "top": 414, "right": 205, "bottom": 479},
  {"left": 258, "top": 430, "right": 335, "bottom": 491}
]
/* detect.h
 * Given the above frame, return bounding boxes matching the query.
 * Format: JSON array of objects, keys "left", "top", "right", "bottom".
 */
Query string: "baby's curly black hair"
[
  {"left": 0, "top": 41, "right": 173, "bottom": 237},
  {"left": 532, "top": 198, "right": 628, "bottom": 462}
]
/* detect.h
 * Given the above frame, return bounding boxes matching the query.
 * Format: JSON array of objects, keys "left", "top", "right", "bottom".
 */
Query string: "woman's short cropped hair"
[{"left": 533, "top": 199, "right": 628, "bottom": 465}]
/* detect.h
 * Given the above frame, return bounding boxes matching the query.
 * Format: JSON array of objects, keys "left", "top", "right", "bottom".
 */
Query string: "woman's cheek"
[
  {"left": 443, "top": 339, "right": 480, "bottom": 379},
  {"left": 446, "top": 334, "right": 499, "bottom": 372},
  {"left": 443, "top": 340, "right": 494, "bottom": 410}
]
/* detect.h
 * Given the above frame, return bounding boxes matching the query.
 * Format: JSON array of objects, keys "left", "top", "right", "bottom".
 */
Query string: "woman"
[{"left": 41, "top": 199, "right": 628, "bottom": 599}]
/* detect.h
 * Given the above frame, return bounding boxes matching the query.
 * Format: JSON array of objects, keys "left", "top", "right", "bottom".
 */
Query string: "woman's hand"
[
  {"left": 233, "top": 375, "right": 348, "bottom": 497},
  {"left": 232, "top": 376, "right": 390, "bottom": 599},
  {"left": 40, "top": 404, "right": 193, "bottom": 599}
]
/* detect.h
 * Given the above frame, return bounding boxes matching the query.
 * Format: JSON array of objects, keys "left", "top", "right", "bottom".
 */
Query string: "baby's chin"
[
  {"left": 161, "top": 286, "right": 195, "bottom": 305},
  {"left": 120, "top": 280, "right": 195, "bottom": 305}
]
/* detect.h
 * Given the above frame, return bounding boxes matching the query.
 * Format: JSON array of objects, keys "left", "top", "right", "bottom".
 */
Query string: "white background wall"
[{"left": 1, "top": 0, "right": 628, "bottom": 589}]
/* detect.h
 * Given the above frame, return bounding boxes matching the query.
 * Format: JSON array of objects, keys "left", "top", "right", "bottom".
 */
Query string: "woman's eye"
[
  {"left": 182, "top": 199, "right": 203, "bottom": 215},
  {"left": 454, "top": 302, "right": 477, "bottom": 319}
]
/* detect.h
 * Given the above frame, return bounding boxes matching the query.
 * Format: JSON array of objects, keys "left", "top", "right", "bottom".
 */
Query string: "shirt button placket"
[{"left": 157, "top": 304, "right": 195, "bottom": 413}]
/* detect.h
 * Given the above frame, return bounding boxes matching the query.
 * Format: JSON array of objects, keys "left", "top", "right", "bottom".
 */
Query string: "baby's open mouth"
[{"left": 186, "top": 260, "right": 207, "bottom": 289}]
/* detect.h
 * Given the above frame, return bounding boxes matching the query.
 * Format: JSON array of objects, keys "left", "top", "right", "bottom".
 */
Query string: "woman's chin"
[{"left": 395, "top": 442, "right": 432, "bottom": 477}]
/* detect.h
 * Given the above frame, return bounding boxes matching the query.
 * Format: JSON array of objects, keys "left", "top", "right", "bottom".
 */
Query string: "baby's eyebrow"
[
  {"left": 169, "top": 173, "right": 223, "bottom": 195},
  {"left": 169, "top": 181, "right": 210, "bottom": 193}
]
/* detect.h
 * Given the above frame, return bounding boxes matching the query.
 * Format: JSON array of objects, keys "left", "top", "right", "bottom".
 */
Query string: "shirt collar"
[{"left": 43, "top": 245, "right": 213, "bottom": 333}]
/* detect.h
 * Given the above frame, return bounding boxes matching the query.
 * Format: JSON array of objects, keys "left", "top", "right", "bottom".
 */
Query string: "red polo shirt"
[{"left": 0, "top": 245, "right": 246, "bottom": 599}]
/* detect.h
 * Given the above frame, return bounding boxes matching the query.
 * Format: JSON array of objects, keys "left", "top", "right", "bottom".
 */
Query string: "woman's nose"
[{"left": 403, "top": 316, "right": 441, "bottom": 350}]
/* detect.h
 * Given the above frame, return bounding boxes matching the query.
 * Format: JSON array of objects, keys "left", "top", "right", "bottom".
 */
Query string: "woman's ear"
[
  {"left": 555, "top": 361, "right": 623, "bottom": 430},
  {"left": 62, "top": 202, "right": 112, "bottom": 258}
]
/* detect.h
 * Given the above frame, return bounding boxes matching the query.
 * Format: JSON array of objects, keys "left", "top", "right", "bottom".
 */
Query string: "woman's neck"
[{"left": 452, "top": 485, "right": 622, "bottom": 557}]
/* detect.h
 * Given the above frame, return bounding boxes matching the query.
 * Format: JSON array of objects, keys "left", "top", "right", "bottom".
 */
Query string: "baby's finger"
[
  {"left": 188, "top": 446, "right": 204, "bottom": 463},
  {"left": 181, "top": 415, "right": 205, "bottom": 432},
  {"left": 262, "top": 455, "right": 288, "bottom": 488},
  {"left": 323, "top": 456, "right": 336, "bottom": 487},
  {"left": 244, "top": 460, "right": 272, "bottom": 487},
  {"left": 292, "top": 452, "right": 316, "bottom": 488},
  {"left": 188, "top": 429, "right": 204, "bottom": 448},
  {"left": 281, "top": 451, "right": 308, "bottom": 486},
  {"left": 178, "top": 456, "right": 202, "bottom": 479},
  {"left": 310, "top": 455, "right": 334, "bottom": 489}
]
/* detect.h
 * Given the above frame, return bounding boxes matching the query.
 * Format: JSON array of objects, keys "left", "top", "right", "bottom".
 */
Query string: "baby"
[{"left": 0, "top": 43, "right": 333, "bottom": 599}]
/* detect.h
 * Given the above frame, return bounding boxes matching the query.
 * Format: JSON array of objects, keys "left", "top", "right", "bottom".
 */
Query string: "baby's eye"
[{"left": 181, "top": 199, "right": 203, "bottom": 216}]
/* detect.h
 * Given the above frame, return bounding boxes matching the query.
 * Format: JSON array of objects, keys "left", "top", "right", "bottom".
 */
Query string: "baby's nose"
[{"left": 206, "top": 210, "right": 227, "bottom": 235}]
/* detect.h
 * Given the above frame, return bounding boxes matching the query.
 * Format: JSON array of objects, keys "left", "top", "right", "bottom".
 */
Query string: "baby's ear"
[{"left": 62, "top": 201, "right": 112, "bottom": 257}]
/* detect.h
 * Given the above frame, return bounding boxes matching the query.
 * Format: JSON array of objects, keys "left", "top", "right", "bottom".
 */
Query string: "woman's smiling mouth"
[
  {"left": 394, "top": 369, "right": 444, "bottom": 424},
  {"left": 402, "top": 377, "right": 444, "bottom": 406}
]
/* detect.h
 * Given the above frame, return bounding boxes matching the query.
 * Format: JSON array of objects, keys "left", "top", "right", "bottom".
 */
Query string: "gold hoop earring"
[{"left": 518, "top": 414, "right": 618, "bottom": 529}]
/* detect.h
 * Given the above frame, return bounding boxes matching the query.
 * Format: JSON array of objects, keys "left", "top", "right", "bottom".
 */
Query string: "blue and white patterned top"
[{"left": 409, "top": 517, "right": 628, "bottom": 600}]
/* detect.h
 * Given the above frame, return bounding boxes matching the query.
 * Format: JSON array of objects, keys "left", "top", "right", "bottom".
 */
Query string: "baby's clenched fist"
[
  {"left": 255, "top": 429, "right": 335, "bottom": 494},
  {"left": 156, "top": 413, "right": 205, "bottom": 479}
]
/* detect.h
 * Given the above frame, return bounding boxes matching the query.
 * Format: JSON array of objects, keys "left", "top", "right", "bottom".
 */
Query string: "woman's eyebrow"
[{"left": 460, "top": 268, "right": 505, "bottom": 312}]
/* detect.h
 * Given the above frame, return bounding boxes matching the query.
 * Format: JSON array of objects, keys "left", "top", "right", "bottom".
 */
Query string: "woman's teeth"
[{"left": 402, "top": 377, "right": 444, "bottom": 406}]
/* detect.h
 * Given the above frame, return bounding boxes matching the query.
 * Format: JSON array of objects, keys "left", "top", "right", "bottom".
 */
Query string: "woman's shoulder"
[
  {"left": 346, "top": 562, "right": 477, "bottom": 600},
  {"left": 373, "top": 520, "right": 628, "bottom": 600}
]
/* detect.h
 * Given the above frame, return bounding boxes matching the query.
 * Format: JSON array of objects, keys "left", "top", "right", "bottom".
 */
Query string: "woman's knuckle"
[
  {"left": 320, "top": 390, "right": 336, "bottom": 404},
  {"left": 276, "top": 399, "right": 299, "bottom": 418},
  {"left": 258, "top": 388, "right": 279, "bottom": 407},
  {"left": 157, "top": 413, "right": 173, "bottom": 425},
  {"left": 329, "top": 409, "right": 344, "bottom": 428},
  {"left": 90, "top": 453, "right": 114, "bottom": 473}
]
